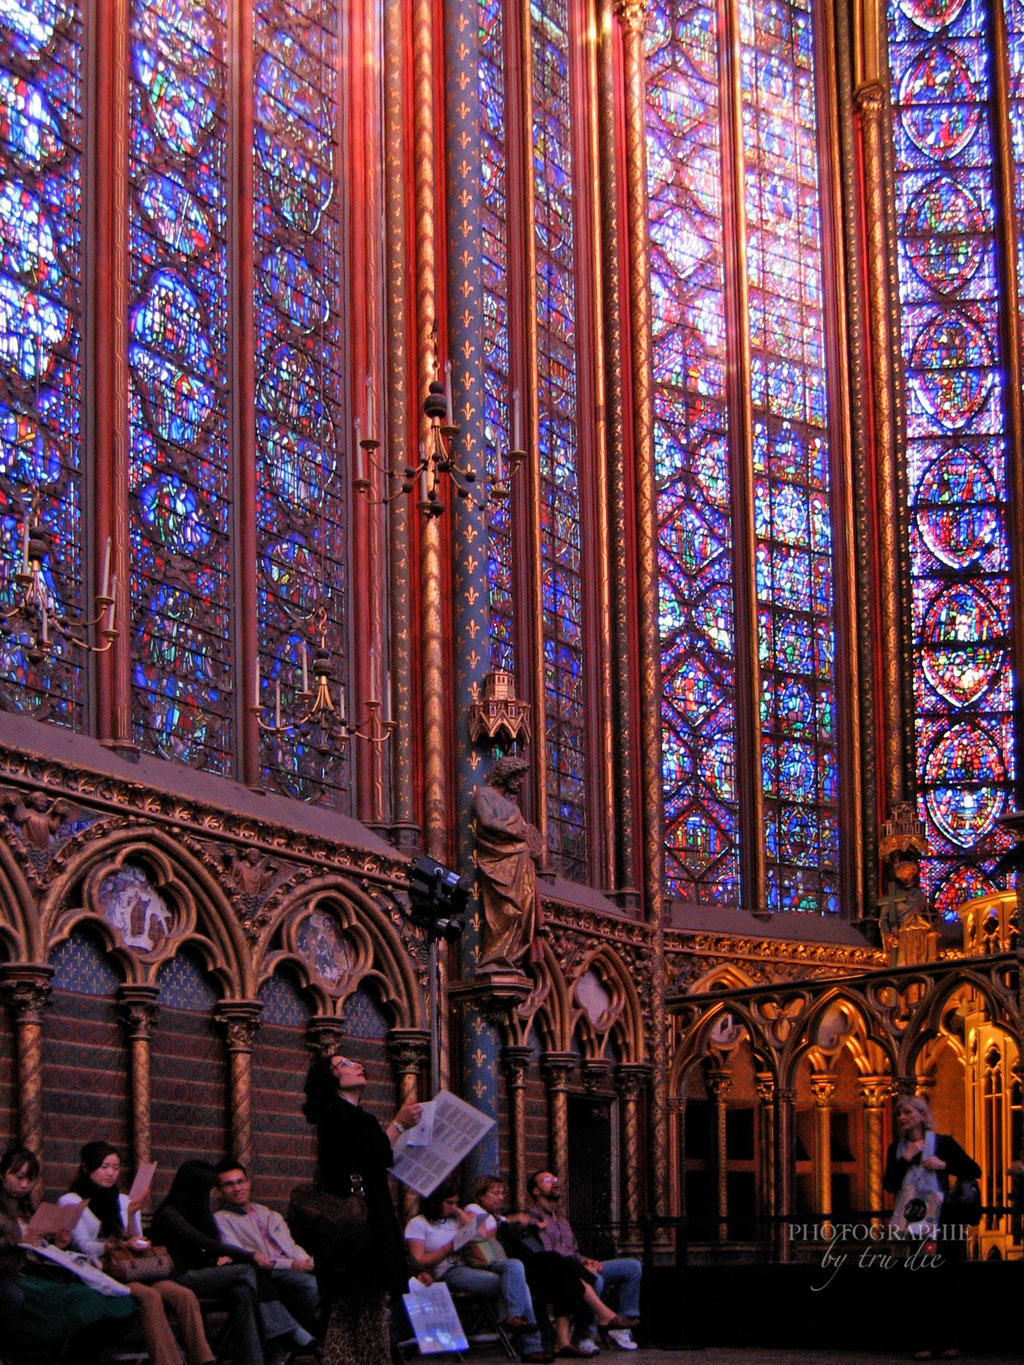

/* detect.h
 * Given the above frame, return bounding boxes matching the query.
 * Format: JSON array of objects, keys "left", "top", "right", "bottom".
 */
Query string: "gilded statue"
[{"left": 472, "top": 754, "right": 543, "bottom": 972}]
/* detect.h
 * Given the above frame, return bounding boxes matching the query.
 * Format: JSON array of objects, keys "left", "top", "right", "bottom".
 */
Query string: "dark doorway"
[{"left": 567, "top": 1094, "right": 614, "bottom": 1257}]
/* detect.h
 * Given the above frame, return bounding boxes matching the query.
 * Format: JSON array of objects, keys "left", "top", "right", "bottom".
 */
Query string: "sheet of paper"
[
  {"left": 451, "top": 1212, "right": 481, "bottom": 1251},
  {"left": 402, "top": 1280, "right": 469, "bottom": 1355},
  {"left": 127, "top": 1160, "right": 157, "bottom": 1204},
  {"left": 390, "top": 1090, "right": 495, "bottom": 1196},
  {"left": 406, "top": 1098, "right": 436, "bottom": 1147},
  {"left": 22, "top": 1199, "right": 85, "bottom": 1242}
]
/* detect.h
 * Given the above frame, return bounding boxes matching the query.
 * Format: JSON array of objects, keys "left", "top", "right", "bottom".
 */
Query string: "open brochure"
[
  {"left": 21, "top": 1199, "right": 85, "bottom": 1243},
  {"left": 390, "top": 1090, "right": 495, "bottom": 1197},
  {"left": 451, "top": 1212, "right": 481, "bottom": 1251},
  {"left": 127, "top": 1160, "right": 157, "bottom": 1205},
  {"left": 403, "top": 1278, "right": 469, "bottom": 1355},
  {"left": 19, "top": 1241, "right": 132, "bottom": 1296}
]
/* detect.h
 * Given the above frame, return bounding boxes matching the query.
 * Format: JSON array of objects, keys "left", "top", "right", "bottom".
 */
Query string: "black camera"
[{"left": 408, "top": 856, "right": 471, "bottom": 942}]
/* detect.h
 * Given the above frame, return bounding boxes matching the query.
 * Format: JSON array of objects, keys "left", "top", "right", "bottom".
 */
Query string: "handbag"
[
  {"left": 892, "top": 1131, "right": 943, "bottom": 1237},
  {"left": 944, "top": 1176, "right": 982, "bottom": 1227},
  {"left": 288, "top": 1173, "right": 371, "bottom": 1262},
  {"left": 102, "top": 1239, "right": 174, "bottom": 1285},
  {"left": 462, "top": 1235, "right": 507, "bottom": 1269}
]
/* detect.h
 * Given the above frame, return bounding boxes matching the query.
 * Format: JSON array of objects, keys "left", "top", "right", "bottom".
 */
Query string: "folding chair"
[{"left": 449, "top": 1291, "right": 518, "bottom": 1359}]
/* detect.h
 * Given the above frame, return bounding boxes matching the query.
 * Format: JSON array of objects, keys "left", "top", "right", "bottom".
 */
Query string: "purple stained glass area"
[
  {"left": 0, "top": 0, "right": 83, "bottom": 725},
  {"left": 647, "top": 0, "right": 738, "bottom": 904},
  {"left": 128, "top": 0, "right": 231, "bottom": 771},
  {"left": 889, "top": 0, "right": 1015, "bottom": 916},
  {"left": 254, "top": 1, "right": 346, "bottom": 806},
  {"left": 532, "top": 0, "right": 587, "bottom": 880}
]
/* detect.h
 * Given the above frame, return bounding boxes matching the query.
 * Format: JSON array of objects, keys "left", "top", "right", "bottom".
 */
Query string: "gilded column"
[
  {"left": 668, "top": 1095, "right": 685, "bottom": 1217},
  {"left": 117, "top": 985, "right": 159, "bottom": 1168},
  {"left": 216, "top": 1002, "right": 262, "bottom": 1170},
  {"left": 383, "top": 0, "right": 418, "bottom": 851},
  {"left": 810, "top": 1072, "right": 836, "bottom": 1218},
  {"left": 503, "top": 1046, "right": 533, "bottom": 1210},
  {"left": 389, "top": 1029, "right": 431, "bottom": 1220},
  {"left": 541, "top": 1052, "right": 576, "bottom": 1182},
  {"left": 859, "top": 1075, "right": 890, "bottom": 1218},
  {"left": 705, "top": 1068, "right": 732, "bottom": 1242},
  {"left": 855, "top": 80, "right": 904, "bottom": 807},
  {"left": 615, "top": 1064, "right": 650, "bottom": 1234},
  {"left": 597, "top": 0, "right": 637, "bottom": 901},
  {"left": 94, "top": 0, "right": 131, "bottom": 746},
  {"left": 755, "top": 1073, "right": 776, "bottom": 1220},
  {"left": 775, "top": 1087, "right": 795, "bottom": 1261},
  {"left": 444, "top": 0, "right": 499, "bottom": 1178},
  {"left": 412, "top": 0, "right": 446, "bottom": 864},
  {"left": 1, "top": 966, "right": 52, "bottom": 1153}
]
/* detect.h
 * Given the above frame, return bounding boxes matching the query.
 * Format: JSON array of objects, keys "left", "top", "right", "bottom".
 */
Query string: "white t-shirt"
[
  {"left": 404, "top": 1213, "right": 461, "bottom": 1278},
  {"left": 465, "top": 1204, "right": 499, "bottom": 1236}
]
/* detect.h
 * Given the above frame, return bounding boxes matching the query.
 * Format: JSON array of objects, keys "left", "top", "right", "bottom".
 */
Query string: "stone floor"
[{"left": 573, "top": 1352, "right": 1021, "bottom": 1365}]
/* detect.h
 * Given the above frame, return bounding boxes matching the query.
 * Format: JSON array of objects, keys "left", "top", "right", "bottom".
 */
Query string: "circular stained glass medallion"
[
  {"left": 915, "top": 447, "right": 1000, "bottom": 568},
  {"left": 924, "top": 721, "right": 1006, "bottom": 846},
  {"left": 900, "top": 48, "right": 979, "bottom": 161},
  {"left": 897, "top": 0, "right": 969, "bottom": 34},
  {"left": 910, "top": 310, "right": 992, "bottom": 429},
  {"left": 921, "top": 583, "right": 1005, "bottom": 707},
  {"left": 904, "top": 177, "right": 984, "bottom": 295}
]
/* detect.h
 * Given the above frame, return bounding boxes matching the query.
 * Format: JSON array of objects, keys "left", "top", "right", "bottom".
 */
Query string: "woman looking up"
[{"left": 301, "top": 1050, "right": 421, "bottom": 1365}]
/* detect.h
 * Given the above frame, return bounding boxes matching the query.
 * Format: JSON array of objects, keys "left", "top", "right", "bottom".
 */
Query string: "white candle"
[
  {"left": 338, "top": 684, "right": 347, "bottom": 723},
  {"left": 275, "top": 679, "right": 281, "bottom": 730},
  {"left": 20, "top": 518, "right": 29, "bottom": 574},
  {"left": 370, "top": 644, "right": 380, "bottom": 703},
  {"left": 254, "top": 656, "right": 261, "bottom": 710},
  {"left": 420, "top": 465, "right": 429, "bottom": 503},
  {"left": 365, "top": 374, "right": 374, "bottom": 442},
  {"left": 101, "top": 536, "right": 111, "bottom": 599},
  {"left": 106, "top": 574, "right": 117, "bottom": 633},
  {"left": 301, "top": 641, "right": 309, "bottom": 694},
  {"left": 512, "top": 388, "right": 522, "bottom": 450},
  {"left": 383, "top": 671, "right": 393, "bottom": 724},
  {"left": 496, "top": 448, "right": 504, "bottom": 486},
  {"left": 354, "top": 439, "right": 366, "bottom": 484},
  {"left": 40, "top": 599, "right": 48, "bottom": 645},
  {"left": 444, "top": 360, "right": 453, "bottom": 425}
]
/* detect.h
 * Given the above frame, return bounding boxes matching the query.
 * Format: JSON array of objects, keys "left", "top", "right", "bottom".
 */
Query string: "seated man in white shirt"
[{"left": 215, "top": 1159, "right": 319, "bottom": 1337}]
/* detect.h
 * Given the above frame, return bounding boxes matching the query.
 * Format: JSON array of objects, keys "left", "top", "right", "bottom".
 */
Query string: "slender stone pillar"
[
  {"left": 541, "top": 1053, "right": 577, "bottom": 1182},
  {"left": 1, "top": 965, "right": 52, "bottom": 1154},
  {"left": 216, "top": 1002, "right": 262, "bottom": 1171},
  {"left": 775, "top": 1087, "right": 796, "bottom": 1261},
  {"left": 859, "top": 1075, "right": 890, "bottom": 1218},
  {"left": 503, "top": 1046, "right": 533, "bottom": 1211},
  {"left": 615, "top": 1064, "right": 650, "bottom": 1233},
  {"left": 755, "top": 1073, "right": 776, "bottom": 1220},
  {"left": 705, "top": 1068, "right": 732, "bottom": 1242},
  {"left": 389, "top": 1029, "right": 431, "bottom": 1220},
  {"left": 810, "top": 1072, "right": 837, "bottom": 1218},
  {"left": 117, "top": 985, "right": 160, "bottom": 1168}
]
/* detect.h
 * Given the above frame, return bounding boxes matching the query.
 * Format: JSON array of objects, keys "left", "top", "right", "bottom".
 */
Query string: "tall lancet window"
[
  {"left": 253, "top": 2, "right": 347, "bottom": 804},
  {"left": 128, "top": 0, "right": 232, "bottom": 769},
  {"left": 0, "top": 3, "right": 84, "bottom": 725},
  {"left": 479, "top": 0, "right": 593, "bottom": 882},
  {"left": 647, "top": 0, "right": 844, "bottom": 913},
  {"left": 888, "top": 0, "right": 1019, "bottom": 913}
]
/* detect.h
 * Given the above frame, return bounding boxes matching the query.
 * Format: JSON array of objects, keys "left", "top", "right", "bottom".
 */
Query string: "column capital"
[
  {"left": 1, "top": 965, "right": 53, "bottom": 1024},
  {"left": 306, "top": 1015, "right": 345, "bottom": 1057},
  {"left": 117, "top": 984, "right": 160, "bottom": 1040},
  {"left": 755, "top": 1072, "right": 776, "bottom": 1105},
  {"left": 387, "top": 1028, "right": 431, "bottom": 1077},
  {"left": 541, "top": 1051, "right": 577, "bottom": 1089},
  {"left": 615, "top": 0, "right": 647, "bottom": 35},
  {"left": 859, "top": 1074, "right": 893, "bottom": 1108},
  {"left": 854, "top": 82, "right": 886, "bottom": 121},
  {"left": 810, "top": 1072, "right": 837, "bottom": 1107},
  {"left": 215, "top": 1000, "right": 262, "bottom": 1052},
  {"left": 502, "top": 1045, "right": 533, "bottom": 1084},
  {"left": 614, "top": 1062, "right": 651, "bottom": 1100},
  {"left": 705, "top": 1067, "right": 733, "bottom": 1101}
]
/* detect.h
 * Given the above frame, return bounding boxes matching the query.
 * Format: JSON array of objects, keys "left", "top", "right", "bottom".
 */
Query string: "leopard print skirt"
[{"left": 322, "top": 1289, "right": 390, "bottom": 1365}]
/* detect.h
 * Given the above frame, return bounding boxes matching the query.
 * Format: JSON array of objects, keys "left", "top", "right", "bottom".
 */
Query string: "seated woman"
[
  {"left": 60, "top": 1140, "right": 214, "bottom": 1365},
  {"left": 405, "top": 1181, "right": 549, "bottom": 1362},
  {"left": 466, "top": 1174, "right": 622, "bottom": 1359},
  {"left": 151, "top": 1159, "right": 267, "bottom": 1365},
  {"left": 0, "top": 1144, "right": 137, "bottom": 1352}
]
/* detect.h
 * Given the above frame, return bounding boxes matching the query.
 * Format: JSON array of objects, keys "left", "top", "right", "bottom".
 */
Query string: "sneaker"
[
  {"left": 577, "top": 1343, "right": 600, "bottom": 1357},
  {"left": 605, "top": 1328, "right": 638, "bottom": 1351}
]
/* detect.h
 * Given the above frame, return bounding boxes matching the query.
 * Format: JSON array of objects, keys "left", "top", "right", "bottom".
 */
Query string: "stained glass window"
[
  {"left": 128, "top": 0, "right": 232, "bottom": 770},
  {"left": 646, "top": 1, "right": 739, "bottom": 904},
  {"left": 648, "top": 0, "right": 840, "bottom": 912},
  {"left": 742, "top": 0, "right": 839, "bottom": 913},
  {"left": 888, "top": 0, "right": 1015, "bottom": 914},
  {"left": 532, "top": 0, "right": 587, "bottom": 880},
  {"left": 0, "top": 0, "right": 83, "bottom": 725},
  {"left": 480, "top": 0, "right": 515, "bottom": 675},
  {"left": 253, "top": 3, "right": 347, "bottom": 804}
]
